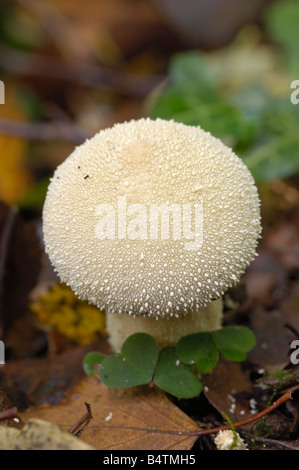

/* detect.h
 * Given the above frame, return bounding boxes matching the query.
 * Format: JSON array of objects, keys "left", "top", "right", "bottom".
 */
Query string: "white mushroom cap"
[{"left": 43, "top": 118, "right": 261, "bottom": 326}]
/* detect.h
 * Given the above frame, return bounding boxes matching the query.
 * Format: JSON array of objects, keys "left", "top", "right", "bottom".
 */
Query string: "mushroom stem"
[{"left": 106, "top": 298, "right": 223, "bottom": 351}]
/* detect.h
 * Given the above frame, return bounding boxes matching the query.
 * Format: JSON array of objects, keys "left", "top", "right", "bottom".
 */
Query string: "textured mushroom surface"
[{"left": 43, "top": 118, "right": 261, "bottom": 321}]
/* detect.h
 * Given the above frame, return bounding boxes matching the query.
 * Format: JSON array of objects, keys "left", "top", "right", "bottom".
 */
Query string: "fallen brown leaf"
[
  {"left": 249, "top": 308, "right": 294, "bottom": 373},
  {"left": 21, "top": 377, "right": 199, "bottom": 450},
  {"left": 202, "top": 359, "right": 255, "bottom": 423},
  {"left": 0, "top": 340, "right": 111, "bottom": 409}
]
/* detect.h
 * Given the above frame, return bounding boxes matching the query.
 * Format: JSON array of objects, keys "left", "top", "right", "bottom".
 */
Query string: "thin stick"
[
  {"left": 240, "top": 432, "right": 299, "bottom": 451},
  {"left": 193, "top": 384, "right": 299, "bottom": 437},
  {"left": 91, "top": 385, "right": 299, "bottom": 439},
  {"left": 69, "top": 402, "right": 93, "bottom": 437},
  {"left": 0, "top": 407, "right": 18, "bottom": 423},
  {"left": 0, "top": 46, "right": 162, "bottom": 97},
  {"left": 0, "top": 118, "right": 87, "bottom": 143}
]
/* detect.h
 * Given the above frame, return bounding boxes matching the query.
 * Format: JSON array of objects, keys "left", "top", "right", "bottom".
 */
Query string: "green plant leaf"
[
  {"left": 154, "top": 347, "right": 202, "bottom": 398},
  {"left": 82, "top": 351, "right": 106, "bottom": 376},
  {"left": 212, "top": 326, "right": 256, "bottom": 362},
  {"left": 149, "top": 44, "right": 299, "bottom": 183},
  {"left": 175, "top": 332, "right": 219, "bottom": 374},
  {"left": 265, "top": 0, "right": 299, "bottom": 75},
  {"left": 243, "top": 133, "right": 299, "bottom": 183},
  {"left": 150, "top": 51, "right": 255, "bottom": 151},
  {"left": 99, "top": 333, "right": 158, "bottom": 388},
  {"left": 266, "top": 0, "right": 299, "bottom": 46},
  {"left": 19, "top": 177, "right": 50, "bottom": 209}
]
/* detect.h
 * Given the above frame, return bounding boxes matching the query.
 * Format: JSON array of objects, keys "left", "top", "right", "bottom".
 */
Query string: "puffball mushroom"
[{"left": 43, "top": 118, "right": 261, "bottom": 351}]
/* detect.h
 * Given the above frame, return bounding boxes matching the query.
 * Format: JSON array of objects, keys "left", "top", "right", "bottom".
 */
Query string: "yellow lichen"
[{"left": 31, "top": 283, "right": 106, "bottom": 345}]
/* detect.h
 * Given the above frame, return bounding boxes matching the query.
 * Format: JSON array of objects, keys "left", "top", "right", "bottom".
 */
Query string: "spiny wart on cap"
[{"left": 43, "top": 118, "right": 261, "bottom": 349}]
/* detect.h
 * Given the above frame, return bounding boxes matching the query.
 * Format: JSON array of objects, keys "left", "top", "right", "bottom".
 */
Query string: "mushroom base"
[{"left": 106, "top": 298, "right": 223, "bottom": 352}]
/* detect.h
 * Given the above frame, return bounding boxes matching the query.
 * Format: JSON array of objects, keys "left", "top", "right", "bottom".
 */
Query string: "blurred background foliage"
[
  {"left": 0, "top": 0, "right": 298, "bottom": 208},
  {"left": 150, "top": 10, "right": 299, "bottom": 183},
  {"left": 0, "top": 0, "right": 298, "bottom": 349}
]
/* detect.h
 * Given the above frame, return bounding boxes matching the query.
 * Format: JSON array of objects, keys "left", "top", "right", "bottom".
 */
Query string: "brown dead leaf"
[
  {"left": 21, "top": 377, "right": 199, "bottom": 450},
  {"left": 281, "top": 290, "right": 299, "bottom": 334},
  {"left": 0, "top": 340, "right": 111, "bottom": 409},
  {"left": 245, "top": 250, "right": 286, "bottom": 309},
  {"left": 265, "top": 212, "right": 299, "bottom": 272},
  {"left": 202, "top": 359, "right": 255, "bottom": 424},
  {"left": 249, "top": 308, "right": 294, "bottom": 373}
]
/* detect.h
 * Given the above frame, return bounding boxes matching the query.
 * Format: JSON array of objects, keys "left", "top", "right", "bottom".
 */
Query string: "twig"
[
  {"left": 90, "top": 384, "right": 299, "bottom": 442},
  {"left": 192, "top": 384, "right": 299, "bottom": 437},
  {"left": 0, "top": 406, "right": 18, "bottom": 423},
  {"left": 0, "top": 118, "right": 88, "bottom": 143},
  {"left": 240, "top": 431, "right": 299, "bottom": 451},
  {"left": 69, "top": 402, "right": 93, "bottom": 437},
  {"left": 0, "top": 46, "right": 163, "bottom": 97}
]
